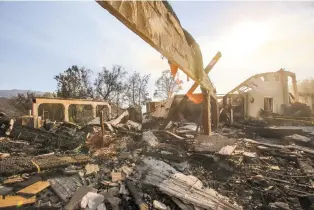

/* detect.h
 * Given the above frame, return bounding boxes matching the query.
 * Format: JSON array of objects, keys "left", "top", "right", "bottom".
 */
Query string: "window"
[
  {"left": 275, "top": 75, "right": 280, "bottom": 81},
  {"left": 251, "top": 83, "right": 258, "bottom": 88},
  {"left": 264, "top": 97, "right": 273, "bottom": 112}
]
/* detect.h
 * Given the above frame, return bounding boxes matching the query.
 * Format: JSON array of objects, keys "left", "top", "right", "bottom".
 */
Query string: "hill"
[
  {"left": 0, "top": 89, "right": 44, "bottom": 98},
  {"left": 0, "top": 97, "right": 27, "bottom": 116}
]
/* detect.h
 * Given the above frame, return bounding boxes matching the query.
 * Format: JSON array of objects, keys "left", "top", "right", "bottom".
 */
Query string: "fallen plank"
[
  {"left": 256, "top": 146, "right": 298, "bottom": 160},
  {"left": 0, "top": 195, "right": 36, "bottom": 208},
  {"left": 141, "top": 157, "right": 242, "bottom": 210},
  {"left": 13, "top": 176, "right": 42, "bottom": 189},
  {"left": 244, "top": 126, "right": 305, "bottom": 138},
  {"left": 3, "top": 176, "right": 24, "bottom": 184},
  {"left": 0, "top": 154, "right": 91, "bottom": 176},
  {"left": 107, "top": 111, "right": 129, "bottom": 126},
  {"left": 298, "top": 158, "right": 314, "bottom": 175},
  {"left": 285, "top": 134, "right": 311, "bottom": 143},
  {"left": 17, "top": 181, "right": 50, "bottom": 195},
  {"left": 126, "top": 120, "right": 142, "bottom": 131},
  {"left": 49, "top": 176, "right": 82, "bottom": 203},
  {"left": 152, "top": 130, "right": 185, "bottom": 140},
  {"left": 104, "top": 122, "right": 114, "bottom": 132},
  {"left": 159, "top": 174, "right": 240, "bottom": 210},
  {"left": 243, "top": 138, "right": 314, "bottom": 155}
]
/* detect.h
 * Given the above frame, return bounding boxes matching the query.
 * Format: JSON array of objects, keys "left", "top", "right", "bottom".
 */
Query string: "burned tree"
[
  {"left": 11, "top": 91, "right": 36, "bottom": 113},
  {"left": 125, "top": 72, "right": 151, "bottom": 106},
  {"left": 299, "top": 78, "right": 314, "bottom": 94},
  {"left": 94, "top": 65, "right": 127, "bottom": 102},
  {"left": 154, "top": 69, "right": 180, "bottom": 100},
  {"left": 54, "top": 65, "right": 94, "bottom": 99}
]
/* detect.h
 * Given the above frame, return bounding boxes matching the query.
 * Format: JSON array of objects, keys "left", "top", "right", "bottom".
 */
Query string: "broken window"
[{"left": 264, "top": 97, "right": 273, "bottom": 112}]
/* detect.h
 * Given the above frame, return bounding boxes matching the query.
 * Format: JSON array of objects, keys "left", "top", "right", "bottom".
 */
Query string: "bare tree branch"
[
  {"left": 54, "top": 65, "right": 94, "bottom": 99},
  {"left": 124, "top": 72, "right": 151, "bottom": 106},
  {"left": 94, "top": 65, "right": 127, "bottom": 102},
  {"left": 154, "top": 69, "right": 180, "bottom": 100}
]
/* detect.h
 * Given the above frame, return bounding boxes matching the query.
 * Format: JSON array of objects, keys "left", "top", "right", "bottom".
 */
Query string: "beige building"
[{"left": 222, "top": 69, "right": 299, "bottom": 120}]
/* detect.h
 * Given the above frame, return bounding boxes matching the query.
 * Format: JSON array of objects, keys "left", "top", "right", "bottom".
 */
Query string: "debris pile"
[{"left": 1, "top": 109, "right": 314, "bottom": 209}]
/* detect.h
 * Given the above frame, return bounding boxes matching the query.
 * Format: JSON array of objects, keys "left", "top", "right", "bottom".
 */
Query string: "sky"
[{"left": 0, "top": 1, "right": 314, "bottom": 97}]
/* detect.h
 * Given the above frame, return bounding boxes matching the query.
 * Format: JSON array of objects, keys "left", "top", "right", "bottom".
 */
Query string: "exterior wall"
[
  {"left": 149, "top": 98, "right": 174, "bottom": 119},
  {"left": 246, "top": 73, "right": 284, "bottom": 118},
  {"left": 32, "top": 97, "right": 111, "bottom": 122}
]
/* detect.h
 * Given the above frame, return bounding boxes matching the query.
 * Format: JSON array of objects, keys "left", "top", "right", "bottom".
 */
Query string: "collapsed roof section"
[
  {"left": 96, "top": 1, "right": 216, "bottom": 95},
  {"left": 225, "top": 69, "right": 298, "bottom": 97}
]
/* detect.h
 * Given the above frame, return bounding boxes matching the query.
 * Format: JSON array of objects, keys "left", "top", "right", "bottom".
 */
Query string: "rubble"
[
  {"left": 0, "top": 154, "right": 90, "bottom": 175},
  {"left": 49, "top": 176, "right": 83, "bottom": 203},
  {"left": 65, "top": 186, "right": 97, "bottom": 210},
  {"left": 111, "top": 172, "right": 125, "bottom": 182},
  {"left": 193, "top": 133, "right": 236, "bottom": 152},
  {"left": 81, "top": 192, "right": 105, "bottom": 210},
  {"left": 0, "top": 195, "right": 36, "bottom": 208},
  {"left": 285, "top": 134, "right": 311, "bottom": 146},
  {"left": 17, "top": 181, "right": 50, "bottom": 196},
  {"left": 218, "top": 145, "right": 237, "bottom": 155},
  {"left": 137, "top": 157, "right": 241, "bottom": 209},
  {"left": 1, "top": 108, "right": 314, "bottom": 210},
  {"left": 142, "top": 131, "right": 159, "bottom": 147},
  {"left": 85, "top": 164, "right": 100, "bottom": 175}
]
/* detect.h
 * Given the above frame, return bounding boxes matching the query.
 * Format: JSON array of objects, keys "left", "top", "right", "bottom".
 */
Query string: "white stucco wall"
[{"left": 246, "top": 73, "right": 284, "bottom": 118}]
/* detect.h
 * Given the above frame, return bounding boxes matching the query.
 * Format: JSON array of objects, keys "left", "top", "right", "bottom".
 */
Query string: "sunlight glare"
[{"left": 222, "top": 21, "right": 270, "bottom": 57}]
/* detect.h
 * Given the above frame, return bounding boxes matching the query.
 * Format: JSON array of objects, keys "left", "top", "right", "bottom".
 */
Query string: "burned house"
[
  {"left": 221, "top": 69, "right": 300, "bottom": 122},
  {"left": 146, "top": 92, "right": 219, "bottom": 129},
  {"left": 146, "top": 94, "right": 203, "bottom": 123}
]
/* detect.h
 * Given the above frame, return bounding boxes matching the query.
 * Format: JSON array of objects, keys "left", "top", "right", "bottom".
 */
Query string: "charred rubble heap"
[{"left": 1, "top": 111, "right": 314, "bottom": 210}]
